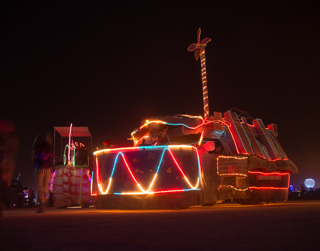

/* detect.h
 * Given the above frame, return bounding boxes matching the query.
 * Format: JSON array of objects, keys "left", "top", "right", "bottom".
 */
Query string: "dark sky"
[{"left": 1, "top": 1, "right": 320, "bottom": 189}]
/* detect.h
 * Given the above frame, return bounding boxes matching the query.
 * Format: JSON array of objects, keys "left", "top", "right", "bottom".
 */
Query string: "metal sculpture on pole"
[{"left": 187, "top": 28, "right": 211, "bottom": 119}]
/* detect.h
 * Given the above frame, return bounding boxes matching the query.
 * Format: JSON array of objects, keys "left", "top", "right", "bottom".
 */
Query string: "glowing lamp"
[{"left": 304, "top": 178, "right": 315, "bottom": 189}]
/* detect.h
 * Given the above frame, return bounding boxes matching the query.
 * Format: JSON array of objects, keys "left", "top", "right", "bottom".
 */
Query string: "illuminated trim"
[
  {"left": 248, "top": 170, "right": 290, "bottom": 189},
  {"left": 219, "top": 173, "right": 247, "bottom": 177},
  {"left": 216, "top": 158, "right": 290, "bottom": 191},
  {"left": 217, "top": 155, "right": 248, "bottom": 160},
  {"left": 130, "top": 114, "right": 231, "bottom": 146},
  {"left": 63, "top": 144, "right": 75, "bottom": 166},
  {"left": 198, "top": 130, "right": 205, "bottom": 146},
  {"left": 95, "top": 145, "right": 201, "bottom": 195},
  {"left": 217, "top": 155, "right": 248, "bottom": 176},
  {"left": 90, "top": 171, "right": 94, "bottom": 196},
  {"left": 218, "top": 185, "right": 248, "bottom": 192},
  {"left": 131, "top": 115, "right": 209, "bottom": 144},
  {"left": 200, "top": 47, "right": 210, "bottom": 119},
  {"left": 94, "top": 145, "right": 198, "bottom": 155},
  {"left": 96, "top": 156, "right": 112, "bottom": 195},
  {"left": 253, "top": 119, "right": 282, "bottom": 160},
  {"left": 138, "top": 116, "right": 204, "bottom": 131},
  {"left": 224, "top": 111, "right": 254, "bottom": 155},
  {"left": 247, "top": 171, "right": 289, "bottom": 176},
  {"left": 155, "top": 188, "right": 200, "bottom": 194},
  {"left": 114, "top": 188, "right": 201, "bottom": 195},
  {"left": 167, "top": 148, "right": 200, "bottom": 189},
  {"left": 220, "top": 120, "right": 241, "bottom": 154},
  {"left": 132, "top": 134, "right": 150, "bottom": 145},
  {"left": 249, "top": 186, "right": 289, "bottom": 190},
  {"left": 68, "top": 123, "right": 73, "bottom": 163}
]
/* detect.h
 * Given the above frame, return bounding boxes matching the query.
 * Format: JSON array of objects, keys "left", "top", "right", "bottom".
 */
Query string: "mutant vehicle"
[{"left": 91, "top": 28, "right": 298, "bottom": 209}]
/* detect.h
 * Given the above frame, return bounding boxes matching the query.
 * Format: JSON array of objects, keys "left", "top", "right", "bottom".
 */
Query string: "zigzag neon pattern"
[{"left": 95, "top": 145, "right": 201, "bottom": 195}]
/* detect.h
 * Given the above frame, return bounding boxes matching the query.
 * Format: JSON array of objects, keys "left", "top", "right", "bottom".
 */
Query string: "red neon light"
[
  {"left": 154, "top": 189, "right": 185, "bottom": 194},
  {"left": 249, "top": 186, "right": 288, "bottom": 190},
  {"left": 96, "top": 156, "right": 101, "bottom": 184},
  {"left": 248, "top": 171, "right": 290, "bottom": 189},
  {"left": 167, "top": 149, "right": 199, "bottom": 188},
  {"left": 220, "top": 120, "right": 240, "bottom": 154},
  {"left": 168, "top": 149, "right": 187, "bottom": 178},
  {"left": 248, "top": 171, "right": 289, "bottom": 176},
  {"left": 121, "top": 154, "right": 142, "bottom": 188}
]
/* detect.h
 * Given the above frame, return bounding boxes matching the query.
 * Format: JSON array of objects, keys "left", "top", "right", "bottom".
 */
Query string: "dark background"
[{"left": 1, "top": 1, "right": 319, "bottom": 190}]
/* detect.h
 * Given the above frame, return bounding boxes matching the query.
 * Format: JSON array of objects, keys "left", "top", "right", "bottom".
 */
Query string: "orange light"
[
  {"left": 198, "top": 130, "right": 205, "bottom": 146},
  {"left": 218, "top": 185, "right": 248, "bottom": 192},
  {"left": 249, "top": 186, "right": 288, "bottom": 190}
]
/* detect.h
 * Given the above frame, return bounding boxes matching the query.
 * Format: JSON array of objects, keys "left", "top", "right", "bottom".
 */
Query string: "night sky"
[{"left": 1, "top": 1, "right": 320, "bottom": 189}]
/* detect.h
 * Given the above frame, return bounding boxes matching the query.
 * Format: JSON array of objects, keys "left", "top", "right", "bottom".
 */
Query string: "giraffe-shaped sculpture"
[{"left": 187, "top": 28, "right": 211, "bottom": 119}]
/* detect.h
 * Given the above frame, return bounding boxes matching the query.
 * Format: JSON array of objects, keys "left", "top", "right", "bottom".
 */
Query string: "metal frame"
[{"left": 53, "top": 126, "right": 92, "bottom": 169}]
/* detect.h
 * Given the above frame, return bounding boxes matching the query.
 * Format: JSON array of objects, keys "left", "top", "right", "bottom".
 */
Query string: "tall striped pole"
[
  {"left": 200, "top": 46, "right": 209, "bottom": 119},
  {"left": 187, "top": 28, "right": 211, "bottom": 119}
]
